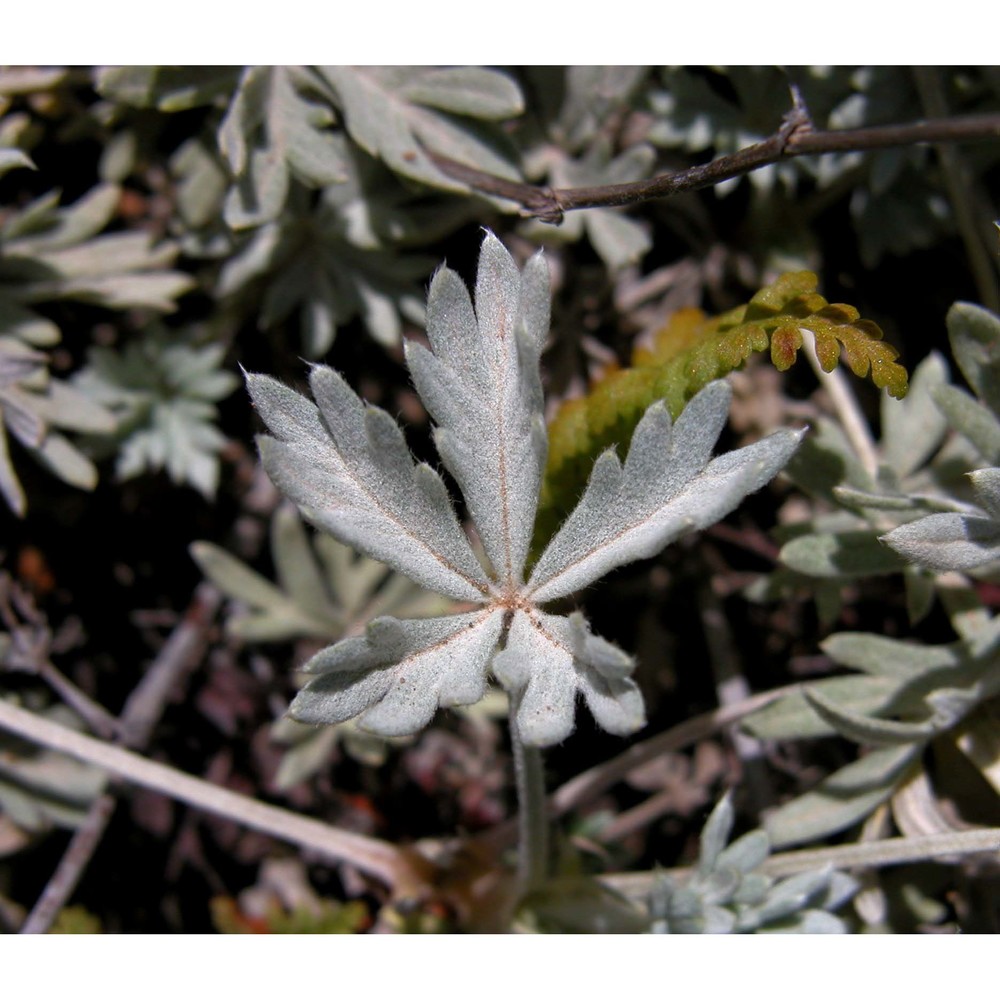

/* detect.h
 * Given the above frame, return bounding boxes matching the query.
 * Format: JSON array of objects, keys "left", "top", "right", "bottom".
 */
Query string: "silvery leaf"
[
  {"left": 493, "top": 610, "right": 645, "bottom": 746},
  {"left": 249, "top": 232, "right": 802, "bottom": 746},
  {"left": 316, "top": 67, "right": 522, "bottom": 192},
  {"left": 406, "top": 231, "right": 549, "bottom": 585},
  {"left": 291, "top": 611, "right": 505, "bottom": 736},
  {"left": 527, "top": 383, "right": 803, "bottom": 603},
  {"left": 247, "top": 367, "right": 491, "bottom": 603},
  {"left": 882, "top": 510, "right": 1000, "bottom": 571}
]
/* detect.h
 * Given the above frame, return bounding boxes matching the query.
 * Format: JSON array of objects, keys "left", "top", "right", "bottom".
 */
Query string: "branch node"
[{"left": 778, "top": 83, "right": 816, "bottom": 151}]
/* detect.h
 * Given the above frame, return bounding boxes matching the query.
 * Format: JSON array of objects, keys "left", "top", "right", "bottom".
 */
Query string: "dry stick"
[
  {"left": 476, "top": 683, "right": 797, "bottom": 854},
  {"left": 0, "top": 578, "right": 120, "bottom": 741},
  {"left": 429, "top": 111, "right": 1000, "bottom": 222},
  {"left": 19, "top": 584, "right": 223, "bottom": 934},
  {"left": 600, "top": 827, "right": 1000, "bottom": 902},
  {"left": 0, "top": 696, "right": 407, "bottom": 891}
]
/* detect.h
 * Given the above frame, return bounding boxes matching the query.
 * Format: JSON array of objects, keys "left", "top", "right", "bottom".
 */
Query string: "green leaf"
[
  {"left": 932, "top": 385, "right": 1000, "bottom": 464},
  {"left": 803, "top": 687, "right": 939, "bottom": 746},
  {"left": 779, "top": 530, "right": 907, "bottom": 578},
  {"left": 537, "top": 274, "right": 902, "bottom": 550},
  {"left": 765, "top": 744, "right": 922, "bottom": 849},
  {"left": 317, "top": 67, "right": 523, "bottom": 192},
  {"left": 947, "top": 302, "right": 1000, "bottom": 416}
]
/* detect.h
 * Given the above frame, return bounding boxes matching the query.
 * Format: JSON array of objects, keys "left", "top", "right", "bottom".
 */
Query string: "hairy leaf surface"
[{"left": 248, "top": 233, "right": 801, "bottom": 744}]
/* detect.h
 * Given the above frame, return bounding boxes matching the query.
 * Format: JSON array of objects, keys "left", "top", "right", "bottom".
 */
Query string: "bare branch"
[
  {"left": 429, "top": 111, "right": 1000, "bottom": 222},
  {"left": 0, "top": 695, "right": 410, "bottom": 890},
  {"left": 18, "top": 584, "right": 224, "bottom": 934}
]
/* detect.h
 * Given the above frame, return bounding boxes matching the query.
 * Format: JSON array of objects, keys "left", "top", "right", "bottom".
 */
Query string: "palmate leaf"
[
  {"left": 246, "top": 232, "right": 802, "bottom": 747},
  {"left": 73, "top": 327, "right": 238, "bottom": 499},
  {"left": 538, "top": 271, "right": 904, "bottom": 547},
  {"left": 218, "top": 190, "right": 435, "bottom": 355}
]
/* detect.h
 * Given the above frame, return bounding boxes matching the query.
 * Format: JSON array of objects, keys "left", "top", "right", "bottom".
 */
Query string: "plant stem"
[
  {"left": 598, "top": 827, "right": 1000, "bottom": 901},
  {"left": 478, "top": 683, "right": 797, "bottom": 856},
  {"left": 802, "top": 330, "right": 880, "bottom": 479},
  {"left": 0, "top": 696, "right": 408, "bottom": 889},
  {"left": 428, "top": 109, "right": 1000, "bottom": 222},
  {"left": 19, "top": 584, "right": 221, "bottom": 934},
  {"left": 510, "top": 701, "right": 549, "bottom": 893}
]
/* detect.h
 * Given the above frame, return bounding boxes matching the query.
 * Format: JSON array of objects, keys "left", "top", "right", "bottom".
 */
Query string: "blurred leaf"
[
  {"left": 0, "top": 337, "right": 114, "bottom": 515},
  {"left": 210, "top": 895, "right": 368, "bottom": 934},
  {"left": 218, "top": 197, "right": 433, "bottom": 354},
  {"left": 803, "top": 687, "right": 939, "bottom": 746},
  {"left": 765, "top": 744, "right": 922, "bottom": 849},
  {"left": 0, "top": 704, "right": 108, "bottom": 833},
  {"left": 518, "top": 877, "right": 648, "bottom": 934},
  {"left": 73, "top": 327, "right": 237, "bottom": 498},
  {"left": 649, "top": 795, "right": 858, "bottom": 932},
  {"left": 933, "top": 385, "right": 1000, "bottom": 465},
  {"left": 49, "top": 906, "right": 103, "bottom": 934},
  {"left": 0, "top": 147, "right": 34, "bottom": 178},
  {"left": 953, "top": 701, "right": 1000, "bottom": 796},
  {"left": 780, "top": 531, "right": 908, "bottom": 578},
  {"left": 947, "top": 302, "right": 1000, "bottom": 416},
  {"left": 317, "top": 66, "right": 523, "bottom": 192},
  {"left": 95, "top": 66, "right": 240, "bottom": 112},
  {"left": 521, "top": 140, "right": 654, "bottom": 270},
  {"left": 219, "top": 66, "right": 348, "bottom": 229}
]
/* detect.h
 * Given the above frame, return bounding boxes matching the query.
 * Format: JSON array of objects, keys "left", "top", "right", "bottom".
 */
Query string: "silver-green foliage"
[
  {"left": 246, "top": 232, "right": 802, "bottom": 746},
  {"left": 191, "top": 503, "right": 448, "bottom": 644},
  {"left": 882, "top": 303, "right": 1000, "bottom": 573},
  {"left": 0, "top": 335, "right": 114, "bottom": 515},
  {"left": 741, "top": 304, "right": 1000, "bottom": 848},
  {"left": 648, "top": 795, "right": 858, "bottom": 933},
  {"left": 73, "top": 327, "right": 238, "bottom": 498},
  {"left": 745, "top": 616, "right": 1000, "bottom": 847},
  {"left": 0, "top": 152, "right": 193, "bottom": 512},
  {"left": 644, "top": 67, "right": 990, "bottom": 266},
  {"left": 763, "top": 305, "right": 1000, "bottom": 626}
]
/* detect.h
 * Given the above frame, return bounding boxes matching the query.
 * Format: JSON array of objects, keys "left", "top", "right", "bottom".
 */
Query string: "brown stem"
[{"left": 430, "top": 111, "right": 1000, "bottom": 222}]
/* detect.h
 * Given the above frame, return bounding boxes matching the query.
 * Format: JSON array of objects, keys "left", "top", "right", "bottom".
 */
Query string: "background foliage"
[{"left": 1, "top": 65, "right": 998, "bottom": 933}]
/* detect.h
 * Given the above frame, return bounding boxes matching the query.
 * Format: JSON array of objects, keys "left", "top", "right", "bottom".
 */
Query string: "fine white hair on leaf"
[{"left": 247, "top": 231, "right": 803, "bottom": 746}]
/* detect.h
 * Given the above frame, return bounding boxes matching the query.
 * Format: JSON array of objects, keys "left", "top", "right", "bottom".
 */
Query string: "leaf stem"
[{"left": 510, "top": 699, "right": 550, "bottom": 893}]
